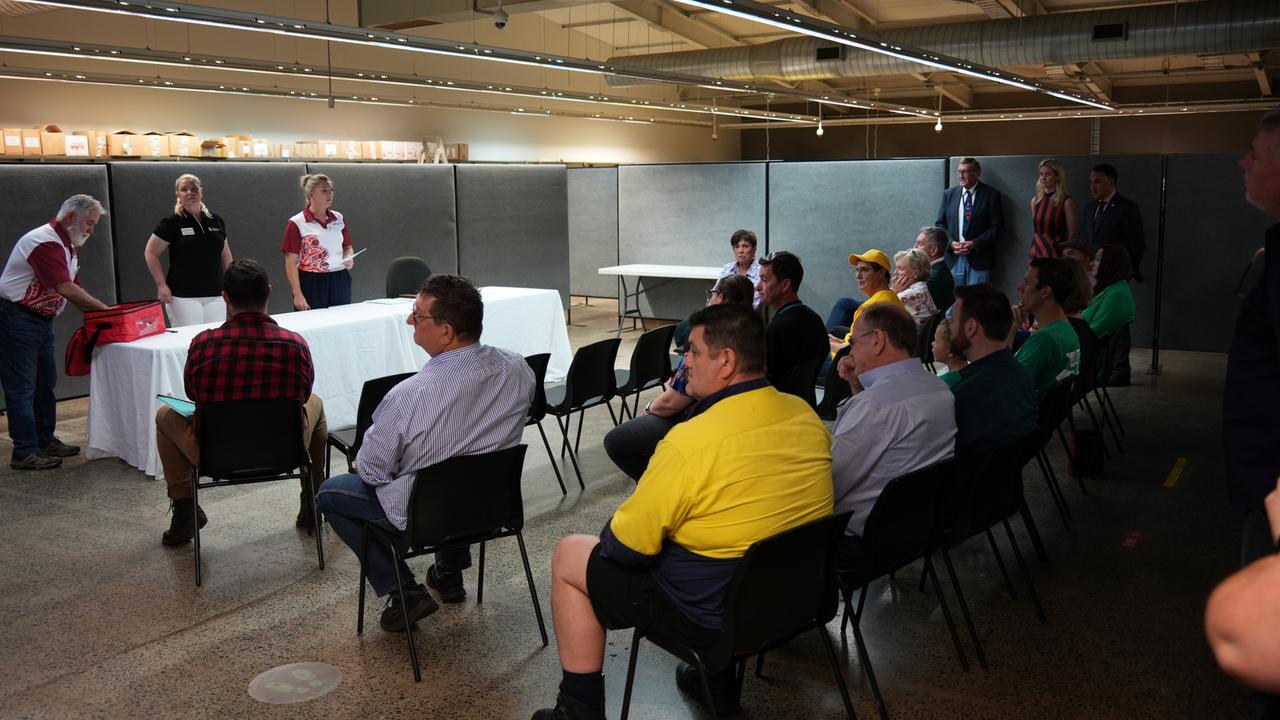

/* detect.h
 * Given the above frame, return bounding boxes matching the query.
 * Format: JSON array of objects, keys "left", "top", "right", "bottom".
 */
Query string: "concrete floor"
[{"left": 0, "top": 297, "right": 1255, "bottom": 719}]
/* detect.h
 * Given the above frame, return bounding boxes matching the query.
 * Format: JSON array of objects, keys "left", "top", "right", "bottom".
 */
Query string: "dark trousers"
[
  {"left": 602, "top": 413, "right": 681, "bottom": 482},
  {"left": 0, "top": 302, "right": 57, "bottom": 457},
  {"left": 299, "top": 269, "right": 352, "bottom": 310}
]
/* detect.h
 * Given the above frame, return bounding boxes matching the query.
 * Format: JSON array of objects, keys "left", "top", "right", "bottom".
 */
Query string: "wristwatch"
[{"left": 643, "top": 401, "right": 654, "bottom": 416}]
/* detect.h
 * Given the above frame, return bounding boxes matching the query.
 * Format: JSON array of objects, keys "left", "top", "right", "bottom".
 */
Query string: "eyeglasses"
[
  {"left": 705, "top": 289, "right": 723, "bottom": 299},
  {"left": 855, "top": 265, "right": 883, "bottom": 275},
  {"left": 848, "top": 329, "right": 880, "bottom": 346},
  {"left": 409, "top": 309, "right": 447, "bottom": 326}
]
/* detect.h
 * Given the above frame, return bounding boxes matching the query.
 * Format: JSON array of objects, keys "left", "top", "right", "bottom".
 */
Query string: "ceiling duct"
[{"left": 605, "top": 0, "right": 1280, "bottom": 86}]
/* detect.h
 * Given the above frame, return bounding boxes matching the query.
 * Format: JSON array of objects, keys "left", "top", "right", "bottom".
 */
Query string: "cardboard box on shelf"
[
  {"left": 37, "top": 125, "right": 66, "bottom": 155},
  {"left": 200, "top": 139, "right": 226, "bottom": 158},
  {"left": 251, "top": 139, "right": 270, "bottom": 158},
  {"left": 361, "top": 141, "right": 380, "bottom": 160},
  {"left": 3, "top": 129, "right": 22, "bottom": 155},
  {"left": 317, "top": 140, "right": 340, "bottom": 159},
  {"left": 293, "top": 141, "right": 319, "bottom": 159},
  {"left": 404, "top": 141, "right": 424, "bottom": 162},
  {"left": 64, "top": 134, "right": 89, "bottom": 157},
  {"left": 267, "top": 143, "right": 284, "bottom": 158},
  {"left": 341, "top": 140, "right": 361, "bottom": 160},
  {"left": 222, "top": 135, "right": 247, "bottom": 158},
  {"left": 167, "top": 131, "right": 198, "bottom": 157},
  {"left": 280, "top": 145, "right": 292, "bottom": 159},
  {"left": 141, "top": 132, "right": 169, "bottom": 158},
  {"left": 445, "top": 143, "right": 468, "bottom": 162},
  {"left": 379, "top": 141, "right": 404, "bottom": 161},
  {"left": 21, "top": 129, "right": 42, "bottom": 156},
  {"left": 108, "top": 130, "right": 140, "bottom": 157}
]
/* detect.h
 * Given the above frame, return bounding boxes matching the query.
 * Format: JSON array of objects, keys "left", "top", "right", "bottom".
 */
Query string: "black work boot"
[
  {"left": 530, "top": 690, "right": 606, "bottom": 720},
  {"left": 162, "top": 499, "right": 208, "bottom": 546}
]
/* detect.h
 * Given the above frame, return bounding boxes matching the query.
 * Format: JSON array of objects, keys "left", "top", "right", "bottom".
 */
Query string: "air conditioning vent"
[
  {"left": 815, "top": 46, "right": 844, "bottom": 61},
  {"left": 1092, "top": 22, "right": 1126, "bottom": 41}
]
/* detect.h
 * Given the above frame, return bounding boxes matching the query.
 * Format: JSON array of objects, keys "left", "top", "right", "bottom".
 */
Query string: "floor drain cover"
[{"left": 248, "top": 662, "right": 342, "bottom": 704}]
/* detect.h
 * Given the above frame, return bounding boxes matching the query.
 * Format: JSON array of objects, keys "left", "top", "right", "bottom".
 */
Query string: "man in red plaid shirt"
[{"left": 155, "top": 259, "right": 328, "bottom": 546}]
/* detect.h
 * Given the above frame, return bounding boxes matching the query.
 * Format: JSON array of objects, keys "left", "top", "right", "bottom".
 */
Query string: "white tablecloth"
[{"left": 86, "top": 286, "right": 571, "bottom": 478}]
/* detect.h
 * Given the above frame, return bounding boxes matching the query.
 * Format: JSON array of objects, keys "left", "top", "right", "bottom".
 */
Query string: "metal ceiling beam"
[
  {"left": 786, "top": 0, "right": 866, "bottom": 30},
  {"left": 612, "top": 0, "right": 742, "bottom": 49},
  {"left": 1249, "top": 52, "right": 1273, "bottom": 96}
]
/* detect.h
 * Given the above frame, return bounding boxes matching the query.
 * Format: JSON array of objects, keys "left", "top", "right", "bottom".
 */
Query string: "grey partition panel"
[
  {"left": 618, "top": 163, "right": 766, "bottom": 319},
  {"left": 0, "top": 165, "right": 117, "bottom": 404},
  {"left": 109, "top": 162, "right": 308, "bottom": 316},
  {"left": 950, "top": 154, "right": 1163, "bottom": 348},
  {"left": 568, "top": 167, "right": 618, "bottom": 298},
  {"left": 1164, "top": 153, "right": 1271, "bottom": 353},
  {"left": 306, "top": 163, "right": 458, "bottom": 301},
  {"left": 769, "top": 159, "right": 947, "bottom": 323},
  {"left": 456, "top": 165, "right": 569, "bottom": 307}
]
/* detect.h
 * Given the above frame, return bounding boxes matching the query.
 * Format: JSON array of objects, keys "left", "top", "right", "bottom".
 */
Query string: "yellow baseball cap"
[{"left": 848, "top": 249, "right": 891, "bottom": 272}]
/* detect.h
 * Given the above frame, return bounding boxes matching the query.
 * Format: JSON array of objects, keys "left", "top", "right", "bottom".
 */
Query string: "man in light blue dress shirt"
[
  {"left": 830, "top": 304, "right": 956, "bottom": 550},
  {"left": 316, "top": 274, "right": 535, "bottom": 633}
]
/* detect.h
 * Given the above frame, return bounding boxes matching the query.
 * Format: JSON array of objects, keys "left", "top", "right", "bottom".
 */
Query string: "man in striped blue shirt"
[{"left": 317, "top": 274, "right": 535, "bottom": 633}]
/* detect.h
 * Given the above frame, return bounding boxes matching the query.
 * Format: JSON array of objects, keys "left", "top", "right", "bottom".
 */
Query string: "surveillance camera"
[{"left": 494, "top": 7, "right": 508, "bottom": 29}]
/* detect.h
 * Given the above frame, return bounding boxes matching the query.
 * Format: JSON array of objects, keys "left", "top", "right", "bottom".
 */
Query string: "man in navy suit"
[
  {"left": 935, "top": 157, "right": 1003, "bottom": 288},
  {"left": 1084, "top": 163, "right": 1146, "bottom": 385}
]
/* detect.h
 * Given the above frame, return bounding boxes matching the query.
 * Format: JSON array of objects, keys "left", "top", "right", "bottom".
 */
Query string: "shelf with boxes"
[{"left": 0, "top": 126, "right": 468, "bottom": 163}]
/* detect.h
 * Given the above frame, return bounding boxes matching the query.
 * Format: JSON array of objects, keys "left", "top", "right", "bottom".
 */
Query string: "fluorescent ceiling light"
[
  {"left": 668, "top": 0, "right": 1115, "bottom": 111},
  {"left": 16, "top": 0, "right": 934, "bottom": 117},
  {"left": 0, "top": 36, "right": 820, "bottom": 123}
]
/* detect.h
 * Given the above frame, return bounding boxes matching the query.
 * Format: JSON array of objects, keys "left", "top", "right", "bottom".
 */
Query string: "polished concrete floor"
[{"left": 0, "top": 298, "right": 1255, "bottom": 719}]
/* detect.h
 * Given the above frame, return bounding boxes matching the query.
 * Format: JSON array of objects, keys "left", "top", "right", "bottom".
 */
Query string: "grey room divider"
[
  {"left": 109, "top": 162, "right": 309, "bottom": 316},
  {"left": 1163, "top": 153, "right": 1273, "bottom": 353},
  {"left": 769, "top": 158, "right": 948, "bottom": 326},
  {"left": 617, "top": 162, "right": 767, "bottom": 321},
  {"left": 950, "top": 154, "right": 1163, "bottom": 349},
  {"left": 305, "top": 163, "right": 459, "bottom": 300},
  {"left": 0, "top": 165, "right": 117, "bottom": 406},
  {"left": 455, "top": 164, "right": 569, "bottom": 308},
  {"left": 568, "top": 167, "right": 619, "bottom": 299}
]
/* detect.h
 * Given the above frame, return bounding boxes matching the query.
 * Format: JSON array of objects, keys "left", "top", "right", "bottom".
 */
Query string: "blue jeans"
[
  {"left": 0, "top": 303, "right": 57, "bottom": 457},
  {"left": 825, "top": 297, "right": 861, "bottom": 334},
  {"left": 317, "top": 473, "right": 471, "bottom": 596},
  {"left": 949, "top": 256, "right": 989, "bottom": 288}
]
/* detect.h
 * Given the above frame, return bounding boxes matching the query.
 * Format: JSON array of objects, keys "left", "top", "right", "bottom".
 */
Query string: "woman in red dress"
[{"left": 1030, "top": 159, "right": 1080, "bottom": 260}]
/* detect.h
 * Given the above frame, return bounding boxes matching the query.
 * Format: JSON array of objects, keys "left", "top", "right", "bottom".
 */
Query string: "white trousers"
[{"left": 167, "top": 296, "right": 225, "bottom": 327}]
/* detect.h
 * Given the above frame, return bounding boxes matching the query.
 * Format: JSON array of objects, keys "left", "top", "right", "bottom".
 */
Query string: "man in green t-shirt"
[{"left": 1014, "top": 257, "right": 1081, "bottom": 397}]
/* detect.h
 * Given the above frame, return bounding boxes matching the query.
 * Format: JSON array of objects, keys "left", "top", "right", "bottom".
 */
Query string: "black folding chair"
[
  {"left": 525, "top": 353, "right": 566, "bottom": 495},
  {"left": 1032, "top": 378, "right": 1077, "bottom": 528},
  {"left": 836, "top": 459, "right": 966, "bottom": 720},
  {"left": 817, "top": 345, "right": 853, "bottom": 421},
  {"left": 777, "top": 354, "right": 826, "bottom": 409},
  {"left": 545, "top": 338, "right": 622, "bottom": 489},
  {"left": 1094, "top": 329, "right": 1128, "bottom": 450},
  {"left": 934, "top": 434, "right": 1047, "bottom": 670},
  {"left": 192, "top": 398, "right": 324, "bottom": 587},
  {"left": 918, "top": 309, "right": 947, "bottom": 367},
  {"left": 615, "top": 325, "right": 676, "bottom": 420},
  {"left": 619, "top": 512, "right": 858, "bottom": 720},
  {"left": 385, "top": 256, "right": 431, "bottom": 298},
  {"left": 326, "top": 372, "right": 415, "bottom": 478},
  {"left": 355, "top": 445, "right": 547, "bottom": 681}
]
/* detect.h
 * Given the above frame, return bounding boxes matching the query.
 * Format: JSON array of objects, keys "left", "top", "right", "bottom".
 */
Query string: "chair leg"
[
  {"left": 1101, "top": 386, "right": 1126, "bottom": 436},
  {"left": 606, "top": 401, "right": 619, "bottom": 427},
  {"left": 574, "top": 410, "right": 585, "bottom": 454},
  {"left": 818, "top": 624, "right": 860, "bottom": 720},
  {"left": 554, "top": 414, "right": 585, "bottom": 490},
  {"left": 477, "top": 541, "right": 486, "bottom": 604},
  {"left": 694, "top": 661, "right": 722, "bottom": 720},
  {"left": 848, "top": 596, "right": 888, "bottom": 720},
  {"left": 985, "top": 528, "right": 1017, "bottom": 600},
  {"left": 1096, "top": 387, "right": 1125, "bottom": 452},
  {"left": 308, "top": 469, "right": 325, "bottom": 570},
  {"left": 192, "top": 474, "right": 203, "bottom": 587},
  {"left": 516, "top": 532, "right": 549, "bottom": 646},
  {"left": 924, "top": 555, "right": 969, "bottom": 672},
  {"left": 388, "top": 541, "right": 422, "bottom": 682},
  {"left": 1003, "top": 519, "right": 1047, "bottom": 624},
  {"left": 1035, "top": 450, "right": 1072, "bottom": 528},
  {"left": 535, "top": 421, "right": 567, "bottom": 495},
  {"left": 620, "top": 630, "right": 643, "bottom": 720},
  {"left": 1080, "top": 394, "right": 1112, "bottom": 460},
  {"left": 940, "top": 547, "right": 987, "bottom": 670},
  {"left": 1040, "top": 450, "right": 1073, "bottom": 523},
  {"left": 632, "top": 392, "right": 642, "bottom": 418},
  {"left": 1057, "top": 425, "right": 1089, "bottom": 495},
  {"left": 357, "top": 524, "right": 369, "bottom": 635},
  {"left": 1018, "top": 498, "right": 1050, "bottom": 564}
]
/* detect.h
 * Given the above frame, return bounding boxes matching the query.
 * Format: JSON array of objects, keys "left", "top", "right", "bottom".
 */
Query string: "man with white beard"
[{"left": 0, "top": 194, "right": 110, "bottom": 470}]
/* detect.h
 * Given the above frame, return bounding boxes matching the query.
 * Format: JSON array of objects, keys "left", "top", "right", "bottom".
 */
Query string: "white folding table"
[{"left": 597, "top": 264, "right": 721, "bottom": 334}]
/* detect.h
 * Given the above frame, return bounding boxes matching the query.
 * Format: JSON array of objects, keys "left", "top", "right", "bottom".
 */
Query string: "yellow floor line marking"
[{"left": 1164, "top": 457, "right": 1187, "bottom": 488}]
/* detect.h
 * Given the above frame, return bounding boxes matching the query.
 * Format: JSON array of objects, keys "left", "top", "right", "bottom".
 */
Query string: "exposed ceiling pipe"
[{"left": 605, "top": 0, "right": 1280, "bottom": 86}]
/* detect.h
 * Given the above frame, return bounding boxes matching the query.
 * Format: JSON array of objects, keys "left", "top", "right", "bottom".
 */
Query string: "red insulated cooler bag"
[{"left": 64, "top": 301, "right": 167, "bottom": 376}]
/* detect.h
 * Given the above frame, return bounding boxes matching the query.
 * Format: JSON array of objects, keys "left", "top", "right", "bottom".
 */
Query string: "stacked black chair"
[
  {"left": 355, "top": 445, "right": 547, "bottom": 682},
  {"left": 934, "top": 434, "right": 1047, "bottom": 669},
  {"left": 619, "top": 511, "right": 858, "bottom": 720},
  {"left": 326, "top": 372, "right": 415, "bottom": 478},
  {"left": 614, "top": 325, "right": 676, "bottom": 420},
  {"left": 524, "top": 353, "right": 567, "bottom": 495},
  {"left": 545, "top": 337, "right": 622, "bottom": 489},
  {"left": 836, "top": 459, "right": 967, "bottom": 720},
  {"left": 384, "top": 256, "right": 431, "bottom": 298},
  {"left": 192, "top": 398, "right": 324, "bottom": 586}
]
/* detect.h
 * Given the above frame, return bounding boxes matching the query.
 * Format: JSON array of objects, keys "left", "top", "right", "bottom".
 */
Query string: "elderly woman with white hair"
[
  {"left": 892, "top": 247, "right": 938, "bottom": 326},
  {"left": 143, "top": 173, "right": 234, "bottom": 326}
]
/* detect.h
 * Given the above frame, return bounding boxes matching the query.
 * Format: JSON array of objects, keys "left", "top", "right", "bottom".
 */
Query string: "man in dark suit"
[
  {"left": 1085, "top": 163, "right": 1146, "bottom": 385},
  {"left": 913, "top": 225, "right": 955, "bottom": 311},
  {"left": 935, "top": 157, "right": 1003, "bottom": 289}
]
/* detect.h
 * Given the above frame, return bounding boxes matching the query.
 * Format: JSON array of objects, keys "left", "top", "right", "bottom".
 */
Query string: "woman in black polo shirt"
[{"left": 143, "top": 173, "right": 233, "bottom": 326}]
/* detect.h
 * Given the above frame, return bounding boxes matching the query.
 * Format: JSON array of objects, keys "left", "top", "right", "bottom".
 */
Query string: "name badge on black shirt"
[{"left": 180, "top": 227, "right": 195, "bottom": 236}]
